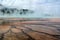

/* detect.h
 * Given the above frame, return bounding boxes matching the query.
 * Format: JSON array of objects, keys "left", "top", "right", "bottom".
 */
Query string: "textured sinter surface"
[{"left": 0, "top": 18, "right": 60, "bottom": 40}]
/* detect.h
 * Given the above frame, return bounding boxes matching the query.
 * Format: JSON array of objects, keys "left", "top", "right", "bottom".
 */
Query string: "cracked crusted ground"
[{"left": 0, "top": 18, "right": 60, "bottom": 40}]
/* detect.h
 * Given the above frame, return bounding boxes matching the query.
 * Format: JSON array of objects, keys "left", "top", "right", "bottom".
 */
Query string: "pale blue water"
[{"left": 0, "top": 11, "right": 60, "bottom": 18}]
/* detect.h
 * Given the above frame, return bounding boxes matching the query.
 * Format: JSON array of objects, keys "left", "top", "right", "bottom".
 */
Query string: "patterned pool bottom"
[{"left": 0, "top": 19, "right": 60, "bottom": 40}]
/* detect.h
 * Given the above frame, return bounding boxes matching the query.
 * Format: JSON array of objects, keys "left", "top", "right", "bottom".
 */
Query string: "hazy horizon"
[{"left": 0, "top": 0, "right": 60, "bottom": 18}]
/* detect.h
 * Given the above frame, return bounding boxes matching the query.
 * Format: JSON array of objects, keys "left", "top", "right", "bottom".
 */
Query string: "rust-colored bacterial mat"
[{"left": 0, "top": 18, "right": 60, "bottom": 40}]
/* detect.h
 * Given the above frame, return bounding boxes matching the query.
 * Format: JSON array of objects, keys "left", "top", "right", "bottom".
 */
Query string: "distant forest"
[{"left": 0, "top": 4, "right": 34, "bottom": 15}]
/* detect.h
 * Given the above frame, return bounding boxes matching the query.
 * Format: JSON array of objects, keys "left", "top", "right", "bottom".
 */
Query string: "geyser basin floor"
[{"left": 0, "top": 18, "right": 60, "bottom": 40}]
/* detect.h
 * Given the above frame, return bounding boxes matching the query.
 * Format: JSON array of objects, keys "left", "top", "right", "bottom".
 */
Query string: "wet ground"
[{"left": 0, "top": 18, "right": 60, "bottom": 40}]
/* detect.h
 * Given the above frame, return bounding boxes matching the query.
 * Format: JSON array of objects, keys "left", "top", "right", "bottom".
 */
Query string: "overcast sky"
[{"left": 0, "top": 0, "right": 60, "bottom": 18}]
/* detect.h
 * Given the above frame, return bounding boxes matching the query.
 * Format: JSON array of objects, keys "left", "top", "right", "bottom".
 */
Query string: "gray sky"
[{"left": 0, "top": 0, "right": 60, "bottom": 18}]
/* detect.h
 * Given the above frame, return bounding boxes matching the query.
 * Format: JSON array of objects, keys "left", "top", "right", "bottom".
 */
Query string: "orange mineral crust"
[{"left": 0, "top": 18, "right": 60, "bottom": 40}]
